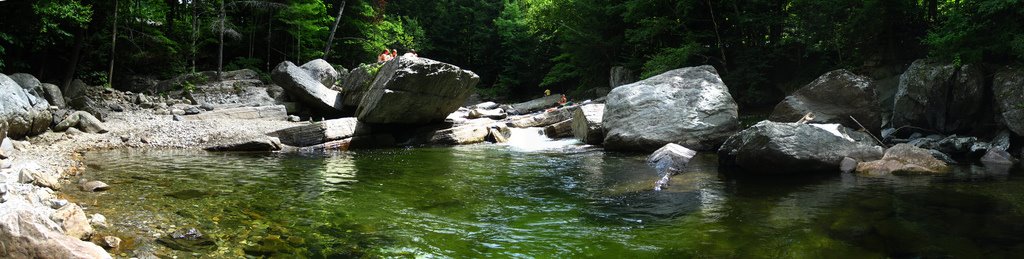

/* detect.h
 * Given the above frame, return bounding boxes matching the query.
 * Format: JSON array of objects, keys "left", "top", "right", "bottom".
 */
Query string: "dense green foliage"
[{"left": 1, "top": 0, "right": 1022, "bottom": 105}]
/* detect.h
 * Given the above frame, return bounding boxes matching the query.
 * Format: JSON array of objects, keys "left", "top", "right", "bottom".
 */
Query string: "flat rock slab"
[
  {"left": 205, "top": 137, "right": 282, "bottom": 152},
  {"left": 272, "top": 118, "right": 367, "bottom": 147},
  {"left": 182, "top": 105, "right": 287, "bottom": 121}
]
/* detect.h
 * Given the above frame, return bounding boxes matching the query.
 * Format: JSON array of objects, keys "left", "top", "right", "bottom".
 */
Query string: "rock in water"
[
  {"left": 357, "top": 57, "right": 480, "bottom": 124},
  {"left": 993, "top": 65, "right": 1024, "bottom": 136},
  {"left": 648, "top": 143, "right": 697, "bottom": 173},
  {"left": 271, "top": 118, "right": 367, "bottom": 147},
  {"left": 157, "top": 228, "right": 217, "bottom": 252},
  {"left": 770, "top": 69, "right": 881, "bottom": 133},
  {"left": 572, "top": 104, "right": 605, "bottom": 145},
  {"left": 980, "top": 149, "right": 1017, "bottom": 165},
  {"left": 80, "top": 181, "right": 110, "bottom": 192},
  {"left": 205, "top": 137, "right": 282, "bottom": 152},
  {"left": 0, "top": 202, "right": 111, "bottom": 258},
  {"left": 508, "top": 106, "right": 575, "bottom": 128},
  {"left": 430, "top": 125, "right": 491, "bottom": 145},
  {"left": 603, "top": 66, "right": 739, "bottom": 151},
  {"left": 271, "top": 61, "right": 344, "bottom": 115},
  {"left": 301, "top": 59, "right": 341, "bottom": 88},
  {"left": 856, "top": 144, "right": 950, "bottom": 175},
  {"left": 891, "top": 60, "right": 987, "bottom": 133},
  {"left": 0, "top": 73, "right": 52, "bottom": 138},
  {"left": 543, "top": 119, "right": 573, "bottom": 138},
  {"left": 718, "top": 121, "right": 883, "bottom": 174},
  {"left": 51, "top": 204, "right": 94, "bottom": 240}
]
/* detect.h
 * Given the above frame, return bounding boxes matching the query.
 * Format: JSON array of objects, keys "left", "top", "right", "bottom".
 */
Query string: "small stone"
[
  {"left": 19, "top": 168, "right": 61, "bottom": 190},
  {"left": 172, "top": 115, "right": 183, "bottom": 121},
  {"left": 840, "top": 157, "right": 858, "bottom": 173},
  {"left": 90, "top": 214, "right": 108, "bottom": 228},
  {"left": 171, "top": 109, "right": 186, "bottom": 116},
  {"left": 0, "top": 159, "right": 11, "bottom": 169},
  {"left": 184, "top": 107, "right": 202, "bottom": 115},
  {"left": 80, "top": 181, "right": 110, "bottom": 192},
  {"left": 120, "top": 136, "right": 130, "bottom": 142},
  {"left": 109, "top": 104, "right": 125, "bottom": 112},
  {"left": 50, "top": 199, "right": 69, "bottom": 209},
  {"left": 100, "top": 236, "right": 121, "bottom": 249},
  {"left": 200, "top": 103, "right": 215, "bottom": 111},
  {"left": 288, "top": 115, "right": 301, "bottom": 122},
  {"left": 141, "top": 137, "right": 151, "bottom": 144}
]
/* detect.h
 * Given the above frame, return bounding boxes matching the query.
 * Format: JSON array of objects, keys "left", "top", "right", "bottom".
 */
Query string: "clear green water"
[{"left": 69, "top": 144, "right": 1024, "bottom": 258}]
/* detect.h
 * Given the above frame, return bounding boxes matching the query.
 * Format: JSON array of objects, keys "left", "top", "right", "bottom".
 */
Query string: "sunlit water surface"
[{"left": 68, "top": 136, "right": 1024, "bottom": 258}]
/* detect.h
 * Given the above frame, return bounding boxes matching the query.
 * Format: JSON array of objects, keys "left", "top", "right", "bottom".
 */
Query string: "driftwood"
[{"left": 796, "top": 112, "right": 815, "bottom": 124}]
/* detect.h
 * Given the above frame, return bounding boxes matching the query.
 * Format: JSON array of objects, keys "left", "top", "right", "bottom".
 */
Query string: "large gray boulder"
[
  {"left": 891, "top": 60, "right": 986, "bottom": 133},
  {"left": 41, "top": 83, "right": 66, "bottom": 108},
  {"left": 572, "top": 103, "right": 605, "bottom": 145},
  {"left": 271, "top": 61, "right": 344, "bottom": 115},
  {"left": 770, "top": 69, "right": 881, "bottom": 133},
  {"left": 718, "top": 121, "right": 884, "bottom": 174},
  {"left": 271, "top": 118, "right": 369, "bottom": 147},
  {"left": 603, "top": 65, "right": 739, "bottom": 151},
  {"left": 8, "top": 73, "right": 45, "bottom": 99},
  {"left": 301, "top": 59, "right": 341, "bottom": 88},
  {"left": 356, "top": 57, "right": 480, "bottom": 124},
  {"left": 0, "top": 201, "right": 111, "bottom": 258},
  {"left": 993, "top": 65, "right": 1024, "bottom": 136},
  {"left": 338, "top": 64, "right": 377, "bottom": 111},
  {"left": 0, "top": 74, "right": 52, "bottom": 138}
]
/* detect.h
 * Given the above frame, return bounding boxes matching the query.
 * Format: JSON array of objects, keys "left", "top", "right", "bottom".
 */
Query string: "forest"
[{"left": 1, "top": 0, "right": 1022, "bottom": 106}]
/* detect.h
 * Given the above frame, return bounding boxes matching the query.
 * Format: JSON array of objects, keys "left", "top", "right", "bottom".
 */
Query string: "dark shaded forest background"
[{"left": 1, "top": 0, "right": 1022, "bottom": 107}]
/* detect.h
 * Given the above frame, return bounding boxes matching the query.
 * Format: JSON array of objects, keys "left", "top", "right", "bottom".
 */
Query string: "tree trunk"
[
  {"left": 706, "top": 0, "right": 728, "bottom": 71},
  {"left": 218, "top": 0, "right": 225, "bottom": 80},
  {"left": 266, "top": 12, "right": 272, "bottom": 71},
  {"left": 62, "top": 27, "right": 87, "bottom": 92},
  {"left": 165, "top": 0, "right": 177, "bottom": 34},
  {"left": 928, "top": 0, "right": 938, "bottom": 22},
  {"left": 192, "top": 0, "right": 201, "bottom": 73},
  {"left": 108, "top": 0, "right": 119, "bottom": 87},
  {"left": 323, "top": 0, "right": 346, "bottom": 59}
]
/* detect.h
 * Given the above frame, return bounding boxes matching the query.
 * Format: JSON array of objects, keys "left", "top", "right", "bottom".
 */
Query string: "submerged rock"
[
  {"left": 79, "top": 181, "right": 110, "bottom": 192},
  {"left": 856, "top": 144, "right": 950, "bottom": 175},
  {"left": 718, "top": 121, "right": 883, "bottom": 174},
  {"left": 604, "top": 66, "right": 739, "bottom": 151},
  {"left": 157, "top": 228, "right": 217, "bottom": 252},
  {"left": 205, "top": 137, "right": 282, "bottom": 152},
  {"left": 356, "top": 57, "right": 480, "bottom": 124},
  {"left": 770, "top": 69, "right": 880, "bottom": 133}
]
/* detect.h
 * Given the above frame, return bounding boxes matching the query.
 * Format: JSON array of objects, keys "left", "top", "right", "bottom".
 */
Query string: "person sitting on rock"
[
  {"left": 377, "top": 49, "right": 391, "bottom": 63},
  {"left": 391, "top": 49, "right": 399, "bottom": 59}
]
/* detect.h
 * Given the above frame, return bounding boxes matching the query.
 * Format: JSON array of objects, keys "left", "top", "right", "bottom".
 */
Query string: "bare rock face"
[
  {"left": 770, "top": 69, "right": 881, "bottom": 133},
  {"left": 604, "top": 66, "right": 739, "bottom": 151},
  {"left": 609, "top": 66, "right": 637, "bottom": 89},
  {"left": 430, "top": 125, "right": 491, "bottom": 145},
  {"left": 271, "top": 118, "right": 368, "bottom": 147},
  {"left": 301, "top": 59, "right": 342, "bottom": 88},
  {"left": 0, "top": 201, "right": 110, "bottom": 258},
  {"left": 572, "top": 104, "right": 605, "bottom": 145},
  {"left": 0, "top": 73, "right": 52, "bottom": 138},
  {"left": 718, "top": 121, "right": 884, "bottom": 174},
  {"left": 856, "top": 143, "right": 951, "bottom": 175},
  {"left": 993, "top": 65, "right": 1024, "bottom": 136},
  {"left": 891, "top": 60, "right": 987, "bottom": 133},
  {"left": 51, "top": 204, "right": 94, "bottom": 240},
  {"left": 271, "top": 61, "right": 344, "bottom": 115},
  {"left": 543, "top": 119, "right": 573, "bottom": 138},
  {"left": 338, "top": 64, "right": 378, "bottom": 111},
  {"left": 356, "top": 57, "right": 480, "bottom": 124}
]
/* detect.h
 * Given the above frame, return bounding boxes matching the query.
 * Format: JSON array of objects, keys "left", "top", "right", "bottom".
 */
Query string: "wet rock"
[
  {"left": 856, "top": 144, "right": 950, "bottom": 175},
  {"left": 271, "top": 61, "right": 344, "bottom": 115},
  {"left": 272, "top": 118, "right": 368, "bottom": 147},
  {"left": 357, "top": 57, "right": 480, "bottom": 124},
  {"left": 487, "top": 125, "right": 511, "bottom": 143},
  {"left": 51, "top": 203, "right": 94, "bottom": 240},
  {"left": 164, "top": 190, "right": 213, "bottom": 200},
  {"left": 430, "top": 125, "right": 490, "bottom": 145},
  {"left": 990, "top": 130, "right": 1012, "bottom": 152},
  {"left": 928, "top": 149, "right": 958, "bottom": 165},
  {"left": 301, "top": 59, "right": 341, "bottom": 88},
  {"left": 186, "top": 80, "right": 275, "bottom": 108},
  {"left": 54, "top": 111, "right": 108, "bottom": 134},
  {"left": 572, "top": 104, "right": 605, "bottom": 145},
  {"left": 508, "top": 106, "right": 575, "bottom": 128},
  {"left": 543, "top": 119, "right": 573, "bottom": 138},
  {"left": 981, "top": 149, "right": 1017, "bottom": 166},
  {"left": 89, "top": 214, "right": 107, "bottom": 229},
  {"left": 648, "top": 143, "right": 697, "bottom": 173},
  {"left": 604, "top": 66, "right": 739, "bottom": 151},
  {"left": 157, "top": 228, "right": 217, "bottom": 252},
  {"left": 80, "top": 181, "right": 110, "bottom": 192},
  {"left": 840, "top": 157, "right": 859, "bottom": 173},
  {"left": 503, "top": 95, "right": 562, "bottom": 115},
  {"left": 718, "top": 121, "right": 883, "bottom": 174},
  {"left": 0, "top": 73, "right": 53, "bottom": 138},
  {"left": 205, "top": 137, "right": 282, "bottom": 152},
  {"left": 770, "top": 69, "right": 880, "bottom": 133},
  {"left": 0, "top": 201, "right": 111, "bottom": 258},
  {"left": 993, "top": 65, "right": 1024, "bottom": 136},
  {"left": 99, "top": 236, "right": 121, "bottom": 249},
  {"left": 891, "top": 60, "right": 987, "bottom": 133}
]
